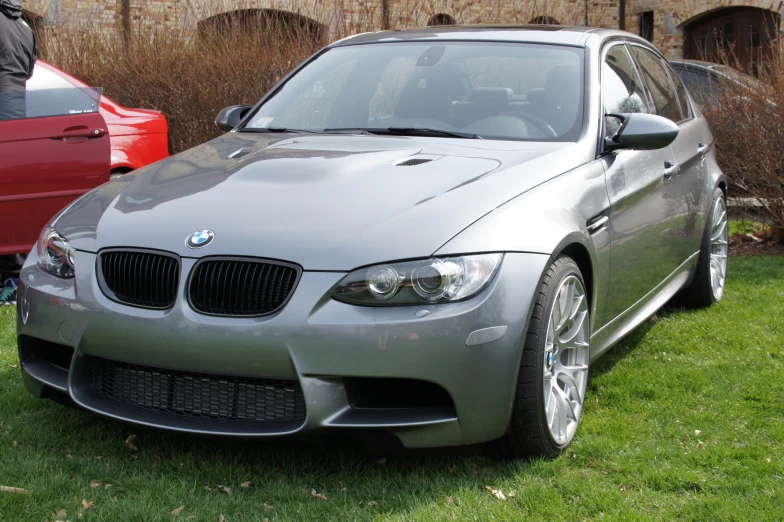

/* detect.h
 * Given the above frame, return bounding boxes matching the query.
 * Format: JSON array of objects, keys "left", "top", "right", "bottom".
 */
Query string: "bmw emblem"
[{"left": 186, "top": 230, "right": 215, "bottom": 249}]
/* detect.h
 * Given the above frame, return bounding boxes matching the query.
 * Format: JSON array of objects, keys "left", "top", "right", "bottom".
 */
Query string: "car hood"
[{"left": 55, "top": 133, "right": 583, "bottom": 270}]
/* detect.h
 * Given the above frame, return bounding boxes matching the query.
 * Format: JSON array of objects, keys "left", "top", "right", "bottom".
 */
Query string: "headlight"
[
  {"left": 333, "top": 254, "right": 503, "bottom": 305},
  {"left": 36, "top": 226, "right": 75, "bottom": 278}
]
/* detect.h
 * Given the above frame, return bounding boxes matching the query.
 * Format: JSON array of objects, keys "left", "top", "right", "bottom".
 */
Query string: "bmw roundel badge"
[{"left": 186, "top": 230, "right": 215, "bottom": 249}]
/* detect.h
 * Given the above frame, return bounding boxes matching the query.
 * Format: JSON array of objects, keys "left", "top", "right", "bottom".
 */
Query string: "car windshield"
[{"left": 242, "top": 42, "right": 585, "bottom": 142}]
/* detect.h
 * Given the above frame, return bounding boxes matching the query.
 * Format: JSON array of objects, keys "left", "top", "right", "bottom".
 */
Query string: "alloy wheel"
[
  {"left": 709, "top": 196, "right": 729, "bottom": 301},
  {"left": 543, "top": 275, "right": 590, "bottom": 446}
]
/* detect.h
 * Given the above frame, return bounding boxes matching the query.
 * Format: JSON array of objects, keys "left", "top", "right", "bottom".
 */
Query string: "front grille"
[
  {"left": 188, "top": 258, "right": 299, "bottom": 316},
  {"left": 99, "top": 250, "right": 179, "bottom": 309},
  {"left": 88, "top": 357, "right": 306, "bottom": 425}
]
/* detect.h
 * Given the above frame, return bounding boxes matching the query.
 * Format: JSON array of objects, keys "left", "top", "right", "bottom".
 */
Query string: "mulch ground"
[{"left": 730, "top": 234, "right": 784, "bottom": 256}]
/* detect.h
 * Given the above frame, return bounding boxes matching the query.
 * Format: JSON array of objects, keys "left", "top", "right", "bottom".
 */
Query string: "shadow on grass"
[{"left": 589, "top": 302, "right": 685, "bottom": 382}]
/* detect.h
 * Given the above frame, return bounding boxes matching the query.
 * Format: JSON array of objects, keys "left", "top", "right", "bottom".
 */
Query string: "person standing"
[{"left": 0, "top": 0, "right": 36, "bottom": 121}]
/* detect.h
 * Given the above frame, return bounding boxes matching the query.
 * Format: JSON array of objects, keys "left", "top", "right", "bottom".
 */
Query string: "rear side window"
[
  {"left": 673, "top": 68, "right": 717, "bottom": 107},
  {"left": 25, "top": 66, "right": 101, "bottom": 119},
  {"left": 630, "top": 46, "right": 682, "bottom": 123},
  {"left": 666, "top": 63, "right": 693, "bottom": 119},
  {"left": 602, "top": 45, "right": 650, "bottom": 137}
]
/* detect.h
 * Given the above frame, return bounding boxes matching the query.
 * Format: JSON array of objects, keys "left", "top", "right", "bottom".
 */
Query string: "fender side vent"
[{"left": 587, "top": 212, "right": 609, "bottom": 236}]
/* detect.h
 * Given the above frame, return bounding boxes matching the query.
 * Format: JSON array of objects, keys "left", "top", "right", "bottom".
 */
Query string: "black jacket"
[{"left": 0, "top": 0, "right": 36, "bottom": 93}]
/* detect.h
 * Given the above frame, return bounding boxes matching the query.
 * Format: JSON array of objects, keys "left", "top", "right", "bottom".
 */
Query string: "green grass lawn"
[{"left": 1, "top": 256, "right": 783, "bottom": 521}]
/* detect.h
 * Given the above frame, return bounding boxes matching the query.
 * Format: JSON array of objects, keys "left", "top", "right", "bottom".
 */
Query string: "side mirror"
[
  {"left": 215, "top": 105, "right": 252, "bottom": 132},
  {"left": 605, "top": 113, "right": 679, "bottom": 151}
]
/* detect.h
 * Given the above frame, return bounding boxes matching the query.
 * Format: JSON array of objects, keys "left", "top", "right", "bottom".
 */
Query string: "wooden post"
[
  {"left": 121, "top": 0, "right": 131, "bottom": 49},
  {"left": 381, "top": 0, "right": 390, "bottom": 30}
]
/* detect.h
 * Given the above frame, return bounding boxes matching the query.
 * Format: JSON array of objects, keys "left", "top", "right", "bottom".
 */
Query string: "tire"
[
  {"left": 490, "top": 255, "right": 591, "bottom": 459},
  {"left": 681, "top": 188, "right": 728, "bottom": 308}
]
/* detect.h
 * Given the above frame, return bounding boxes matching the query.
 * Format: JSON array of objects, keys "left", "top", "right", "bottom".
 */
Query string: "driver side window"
[{"left": 603, "top": 45, "right": 650, "bottom": 138}]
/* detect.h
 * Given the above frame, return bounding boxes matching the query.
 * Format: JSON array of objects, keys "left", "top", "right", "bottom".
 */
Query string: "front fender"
[{"left": 435, "top": 159, "right": 612, "bottom": 330}]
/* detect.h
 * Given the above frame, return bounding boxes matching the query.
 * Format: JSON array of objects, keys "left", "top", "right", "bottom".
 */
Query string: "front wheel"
[{"left": 490, "top": 256, "right": 590, "bottom": 458}]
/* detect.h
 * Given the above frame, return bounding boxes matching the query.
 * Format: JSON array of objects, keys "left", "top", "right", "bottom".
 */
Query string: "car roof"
[
  {"left": 331, "top": 25, "right": 648, "bottom": 48},
  {"left": 669, "top": 59, "right": 718, "bottom": 70}
]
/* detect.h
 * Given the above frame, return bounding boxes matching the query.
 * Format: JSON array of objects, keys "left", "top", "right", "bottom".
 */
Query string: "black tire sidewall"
[{"left": 530, "top": 256, "right": 588, "bottom": 455}]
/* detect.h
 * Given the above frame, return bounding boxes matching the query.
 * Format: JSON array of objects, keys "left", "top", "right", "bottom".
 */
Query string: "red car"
[
  {"left": 37, "top": 61, "right": 170, "bottom": 176},
  {"left": 0, "top": 62, "right": 169, "bottom": 256}
]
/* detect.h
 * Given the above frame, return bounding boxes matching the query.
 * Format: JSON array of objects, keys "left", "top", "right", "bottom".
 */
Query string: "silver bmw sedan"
[{"left": 18, "top": 25, "right": 727, "bottom": 458}]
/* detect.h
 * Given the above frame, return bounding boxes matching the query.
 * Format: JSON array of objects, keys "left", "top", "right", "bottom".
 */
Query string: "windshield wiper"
[
  {"left": 386, "top": 127, "right": 481, "bottom": 139},
  {"left": 239, "top": 127, "right": 320, "bottom": 134},
  {"left": 324, "top": 127, "right": 481, "bottom": 139}
]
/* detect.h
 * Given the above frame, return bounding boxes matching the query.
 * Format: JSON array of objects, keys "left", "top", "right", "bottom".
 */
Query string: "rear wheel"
[
  {"left": 681, "top": 188, "right": 728, "bottom": 308},
  {"left": 491, "top": 256, "right": 590, "bottom": 458}
]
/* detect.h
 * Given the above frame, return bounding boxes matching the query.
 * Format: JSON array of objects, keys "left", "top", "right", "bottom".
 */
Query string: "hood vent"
[
  {"left": 228, "top": 148, "right": 254, "bottom": 159},
  {"left": 393, "top": 154, "right": 443, "bottom": 167},
  {"left": 395, "top": 158, "right": 433, "bottom": 167}
]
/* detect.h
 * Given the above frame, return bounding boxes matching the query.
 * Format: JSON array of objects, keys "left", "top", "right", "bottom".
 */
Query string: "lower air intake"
[{"left": 87, "top": 357, "right": 306, "bottom": 427}]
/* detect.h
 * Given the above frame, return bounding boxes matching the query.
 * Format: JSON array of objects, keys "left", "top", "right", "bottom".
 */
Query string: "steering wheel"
[{"left": 508, "top": 111, "right": 559, "bottom": 139}]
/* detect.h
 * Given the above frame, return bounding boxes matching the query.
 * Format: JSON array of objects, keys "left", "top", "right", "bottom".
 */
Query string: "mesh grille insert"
[
  {"left": 88, "top": 357, "right": 306, "bottom": 425},
  {"left": 99, "top": 250, "right": 179, "bottom": 309},
  {"left": 188, "top": 259, "right": 299, "bottom": 316}
]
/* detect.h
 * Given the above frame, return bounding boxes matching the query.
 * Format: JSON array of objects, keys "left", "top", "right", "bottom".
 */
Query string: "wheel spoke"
[
  {"left": 558, "top": 372, "right": 584, "bottom": 406},
  {"left": 569, "top": 294, "right": 585, "bottom": 321},
  {"left": 560, "top": 363, "right": 589, "bottom": 374},
  {"left": 713, "top": 209, "right": 726, "bottom": 228},
  {"left": 553, "top": 384, "right": 575, "bottom": 424},
  {"left": 711, "top": 221, "right": 727, "bottom": 242},
  {"left": 546, "top": 387, "right": 557, "bottom": 427},
  {"left": 555, "top": 282, "right": 572, "bottom": 331},
  {"left": 559, "top": 310, "right": 587, "bottom": 344}
]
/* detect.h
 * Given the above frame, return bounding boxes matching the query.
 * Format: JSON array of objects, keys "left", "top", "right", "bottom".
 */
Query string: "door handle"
[
  {"left": 50, "top": 127, "right": 106, "bottom": 140},
  {"left": 698, "top": 142, "right": 710, "bottom": 155},
  {"left": 663, "top": 161, "right": 680, "bottom": 179}
]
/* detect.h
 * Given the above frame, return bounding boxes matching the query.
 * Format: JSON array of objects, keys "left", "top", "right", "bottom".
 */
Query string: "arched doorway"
[
  {"left": 529, "top": 16, "right": 560, "bottom": 25},
  {"left": 197, "top": 9, "right": 325, "bottom": 43},
  {"left": 683, "top": 7, "right": 779, "bottom": 74},
  {"left": 427, "top": 13, "right": 456, "bottom": 26}
]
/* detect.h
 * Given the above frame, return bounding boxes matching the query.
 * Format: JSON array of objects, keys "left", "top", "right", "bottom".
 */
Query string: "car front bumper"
[{"left": 17, "top": 250, "right": 548, "bottom": 448}]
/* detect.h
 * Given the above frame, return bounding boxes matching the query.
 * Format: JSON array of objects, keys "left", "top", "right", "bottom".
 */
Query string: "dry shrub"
[
  {"left": 46, "top": 22, "right": 323, "bottom": 153},
  {"left": 701, "top": 48, "right": 784, "bottom": 243}
]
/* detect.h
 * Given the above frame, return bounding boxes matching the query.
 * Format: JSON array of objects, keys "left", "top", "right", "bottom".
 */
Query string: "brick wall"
[{"left": 20, "top": 0, "right": 784, "bottom": 59}]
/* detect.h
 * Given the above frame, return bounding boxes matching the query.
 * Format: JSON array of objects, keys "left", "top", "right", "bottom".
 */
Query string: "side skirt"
[{"left": 590, "top": 251, "right": 699, "bottom": 362}]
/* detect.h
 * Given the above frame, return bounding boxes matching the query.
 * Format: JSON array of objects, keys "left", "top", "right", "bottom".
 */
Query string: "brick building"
[{"left": 19, "top": 0, "right": 784, "bottom": 68}]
